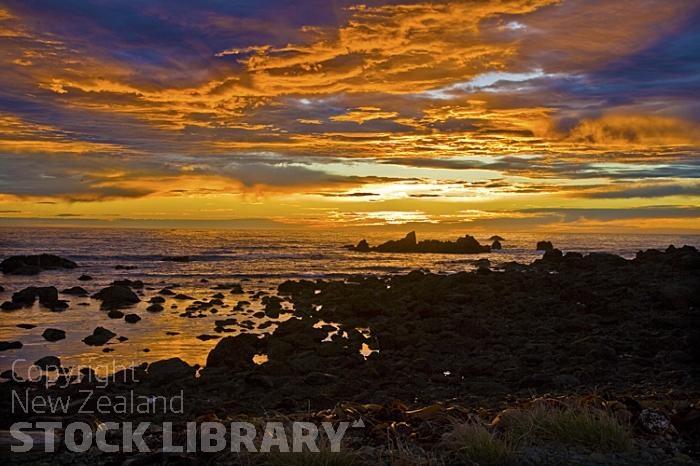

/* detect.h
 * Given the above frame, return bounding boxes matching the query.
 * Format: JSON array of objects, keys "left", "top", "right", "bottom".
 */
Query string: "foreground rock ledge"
[{"left": 1, "top": 246, "right": 698, "bottom": 464}]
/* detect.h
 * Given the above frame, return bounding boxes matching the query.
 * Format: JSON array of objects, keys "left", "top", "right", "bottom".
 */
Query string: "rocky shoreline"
[{"left": 1, "top": 245, "right": 699, "bottom": 464}]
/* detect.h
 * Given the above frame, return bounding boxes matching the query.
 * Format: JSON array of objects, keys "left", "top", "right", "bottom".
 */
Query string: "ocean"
[{"left": 1, "top": 227, "right": 699, "bottom": 376}]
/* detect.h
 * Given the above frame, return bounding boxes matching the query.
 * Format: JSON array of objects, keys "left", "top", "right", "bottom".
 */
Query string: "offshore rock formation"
[
  {"left": 0, "top": 254, "right": 77, "bottom": 275},
  {"left": 348, "top": 231, "right": 491, "bottom": 254}
]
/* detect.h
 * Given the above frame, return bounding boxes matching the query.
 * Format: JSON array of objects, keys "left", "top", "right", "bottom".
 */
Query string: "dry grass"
[
  {"left": 447, "top": 422, "right": 513, "bottom": 465},
  {"left": 379, "top": 432, "right": 445, "bottom": 466},
  {"left": 496, "top": 402, "right": 632, "bottom": 452}
]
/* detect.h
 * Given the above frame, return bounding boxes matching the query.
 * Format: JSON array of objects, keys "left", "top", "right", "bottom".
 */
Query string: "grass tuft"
[
  {"left": 495, "top": 402, "right": 632, "bottom": 452},
  {"left": 449, "top": 422, "right": 513, "bottom": 465}
]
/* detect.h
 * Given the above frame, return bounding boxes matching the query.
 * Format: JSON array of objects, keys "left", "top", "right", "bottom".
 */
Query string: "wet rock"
[
  {"left": 149, "top": 296, "right": 166, "bottom": 304},
  {"left": 165, "top": 331, "right": 180, "bottom": 336},
  {"left": 158, "top": 288, "right": 175, "bottom": 295},
  {"left": 542, "top": 248, "right": 563, "bottom": 262},
  {"left": 112, "top": 279, "right": 144, "bottom": 289},
  {"left": 83, "top": 327, "right": 117, "bottom": 346},
  {"left": 354, "top": 239, "right": 370, "bottom": 252},
  {"left": 34, "top": 355, "right": 61, "bottom": 370},
  {"left": 147, "top": 357, "right": 196, "bottom": 386},
  {"left": 42, "top": 328, "right": 66, "bottom": 342},
  {"left": 146, "top": 303, "right": 164, "bottom": 312},
  {"left": 262, "top": 295, "right": 283, "bottom": 318},
  {"left": 107, "top": 310, "right": 124, "bottom": 319},
  {"left": 1, "top": 254, "right": 77, "bottom": 275},
  {"left": 0, "top": 341, "right": 23, "bottom": 351},
  {"left": 1, "top": 301, "right": 22, "bottom": 311},
  {"left": 78, "top": 274, "right": 93, "bottom": 281},
  {"left": 0, "top": 285, "right": 3, "bottom": 292},
  {"left": 491, "top": 239, "right": 502, "bottom": 250},
  {"left": 12, "top": 286, "right": 58, "bottom": 307},
  {"left": 197, "top": 334, "right": 220, "bottom": 341},
  {"left": 62, "top": 286, "right": 88, "bottom": 296},
  {"left": 174, "top": 293, "right": 194, "bottom": 300},
  {"left": 536, "top": 240, "right": 554, "bottom": 251},
  {"left": 16, "top": 323, "right": 36, "bottom": 329},
  {"left": 581, "top": 252, "right": 628, "bottom": 269},
  {"left": 92, "top": 285, "right": 140, "bottom": 309},
  {"left": 50, "top": 300, "right": 69, "bottom": 311},
  {"left": 639, "top": 409, "right": 673, "bottom": 434},
  {"left": 206, "top": 334, "right": 265, "bottom": 370},
  {"left": 124, "top": 313, "right": 141, "bottom": 323}
]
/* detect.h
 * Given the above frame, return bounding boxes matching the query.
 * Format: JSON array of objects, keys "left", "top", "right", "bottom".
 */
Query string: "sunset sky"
[{"left": 0, "top": 0, "right": 699, "bottom": 231}]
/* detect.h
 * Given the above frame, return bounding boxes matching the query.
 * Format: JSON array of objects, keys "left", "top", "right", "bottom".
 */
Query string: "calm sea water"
[{"left": 1, "top": 228, "right": 698, "bottom": 375}]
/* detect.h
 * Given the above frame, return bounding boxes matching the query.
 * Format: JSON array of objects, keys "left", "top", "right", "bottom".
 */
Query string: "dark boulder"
[
  {"left": 112, "top": 279, "right": 143, "bottom": 289},
  {"left": 354, "top": 239, "right": 370, "bottom": 252},
  {"left": 62, "top": 286, "right": 88, "bottom": 296},
  {"left": 542, "top": 248, "right": 563, "bottom": 262},
  {"left": 147, "top": 358, "right": 196, "bottom": 386},
  {"left": 34, "top": 355, "right": 61, "bottom": 370},
  {"left": 11, "top": 286, "right": 59, "bottom": 308},
  {"left": 124, "top": 313, "right": 141, "bottom": 324},
  {"left": 206, "top": 334, "right": 266, "bottom": 370},
  {"left": 50, "top": 300, "right": 69, "bottom": 312},
  {"left": 36, "top": 286, "right": 58, "bottom": 306},
  {"left": 1, "top": 254, "right": 77, "bottom": 275},
  {"left": 491, "top": 240, "right": 502, "bottom": 250},
  {"left": 581, "top": 253, "right": 628, "bottom": 269},
  {"left": 11, "top": 287, "right": 37, "bottom": 306},
  {"left": 0, "top": 341, "right": 23, "bottom": 351},
  {"left": 107, "top": 310, "right": 124, "bottom": 319},
  {"left": 146, "top": 303, "right": 164, "bottom": 312},
  {"left": 92, "top": 285, "right": 140, "bottom": 309},
  {"left": 78, "top": 274, "right": 93, "bottom": 281},
  {"left": 42, "top": 328, "right": 66, "bottom": 342},
  {"left": 536, "top": 241, "right": 554, "bottom": 251},
  {"left": 83, "top": 327, "right": 117, "bottom": 346},
  {"left": 1, "top": 301, "right": 22, "bottom": 311},
  {"left": 197, "top": 334, "right": 220, "bottom": 341}
]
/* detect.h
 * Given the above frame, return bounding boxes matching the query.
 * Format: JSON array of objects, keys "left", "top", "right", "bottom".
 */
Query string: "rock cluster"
[
  {"left": 0, "top": 254, "right": 77, "bottom": 275},
  {"left": 348, "top": 231, "right": 491, "bottom": 254}
]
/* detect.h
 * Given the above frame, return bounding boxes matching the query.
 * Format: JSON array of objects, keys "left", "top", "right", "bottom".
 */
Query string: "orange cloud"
[{"left": 566, "top": 114, "right": 700, "bottom": 147}]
